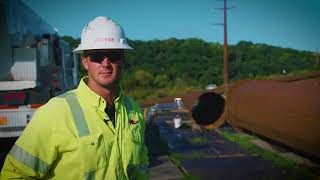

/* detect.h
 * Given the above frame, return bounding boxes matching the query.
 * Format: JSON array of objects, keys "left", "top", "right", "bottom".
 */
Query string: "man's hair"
[{"left": 79, "top": 51, "right": 85, "bottom": 58}]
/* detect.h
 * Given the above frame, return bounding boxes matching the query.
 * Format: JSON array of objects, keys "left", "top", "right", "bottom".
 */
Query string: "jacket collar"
[{"left": 76, "top": 77, "right": 124, "bottom": 112}]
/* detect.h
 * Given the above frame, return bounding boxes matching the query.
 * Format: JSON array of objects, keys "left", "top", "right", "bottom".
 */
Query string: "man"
[{"left": 0, "top": 16, "right": 149, "bottom": 179}]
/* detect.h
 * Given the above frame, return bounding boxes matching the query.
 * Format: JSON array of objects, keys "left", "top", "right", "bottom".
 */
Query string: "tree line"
[{"left": 63, "top": 36, "right": 319, "bottom": 101}]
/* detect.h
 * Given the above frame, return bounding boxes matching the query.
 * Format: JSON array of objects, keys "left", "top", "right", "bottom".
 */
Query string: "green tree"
[
  {"left": 134, "top": 70, "right": 154, "bottom": 87},
  {"left": 61, "top": 36, "right": 318, "bottom": 101},
  {"left": 62, "top": 36, "right": 80, "bottom": 49},
  {"left": 154, "top": 74, "right": 169, "bottom": 88}
]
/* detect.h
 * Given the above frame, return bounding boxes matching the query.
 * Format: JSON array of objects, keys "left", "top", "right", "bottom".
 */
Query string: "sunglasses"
[{"left": 85, "top": 51, "right": 124, "bottom": 63}]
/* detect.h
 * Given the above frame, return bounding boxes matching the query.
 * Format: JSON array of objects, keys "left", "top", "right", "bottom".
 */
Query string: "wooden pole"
[{"left": 223, "top": 0, "right": 228, "bottom": 87}]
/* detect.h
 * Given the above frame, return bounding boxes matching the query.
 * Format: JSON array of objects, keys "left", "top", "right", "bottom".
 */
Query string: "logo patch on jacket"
[
  {"left": 129, "top": 119, "right": 138, "bottom": 125},
  {"left": 129, "top": 111, "right": 139, "bottom": 125}
]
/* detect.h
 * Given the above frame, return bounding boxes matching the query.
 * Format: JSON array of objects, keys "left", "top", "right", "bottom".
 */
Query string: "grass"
[
  {"left": 128, "top": 86, "right": 199, "bottom": 102},
  {"left": 182, "top": 174, "right": 201, "bottom": 180},
  {"left": 169, "top": 153, "right": 183, "bottom": 167},
  {"left": 218, "top": 130, "right": 258, "bottom": 151},
  {"left": 169, "top": 131, "right": 318, "bottom": 180},
  {"left": 189, "top": 137, "right": 209, "bottom": 145},
  {"left": 179, "top": 123, "right": 192, "bottom": 129},
  {"left": 218, "top": 129, "right": 318, "bottom": 180},
  {"left": 171, "top": 151, "right": 210, "bottom": 160}
]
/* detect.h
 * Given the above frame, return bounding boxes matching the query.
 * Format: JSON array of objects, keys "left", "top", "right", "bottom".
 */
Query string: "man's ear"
[
  {"left": 119, "top": 58, "right": 125, "bottom": 67},
  {"left": 82, "top": 57, "right": 88, "bottom": 70}
]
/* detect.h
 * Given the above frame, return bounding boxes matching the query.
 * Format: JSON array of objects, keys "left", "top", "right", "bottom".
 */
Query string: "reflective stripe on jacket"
[{"left": 0, "top": 77, "right": 149, "bottom": 180}]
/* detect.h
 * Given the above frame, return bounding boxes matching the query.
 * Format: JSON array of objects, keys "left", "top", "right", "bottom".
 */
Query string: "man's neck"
[{"left": 88, "top": 80, "right": 119, "bottom": 106}]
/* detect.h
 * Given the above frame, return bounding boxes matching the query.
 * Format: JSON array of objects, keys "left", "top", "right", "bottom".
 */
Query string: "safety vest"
[{"left": 0, "top": 78, "right": 149, "bottom": 180}]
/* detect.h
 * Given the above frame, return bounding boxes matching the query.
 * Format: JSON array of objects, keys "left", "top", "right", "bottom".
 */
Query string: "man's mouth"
[{"left": 100, "top": 71, "right": 112, "bottom": 75}]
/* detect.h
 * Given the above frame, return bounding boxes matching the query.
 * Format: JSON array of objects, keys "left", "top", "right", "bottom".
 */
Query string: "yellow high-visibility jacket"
[{"left": 0, "top": 77, "right": 149, "bottom": 180}]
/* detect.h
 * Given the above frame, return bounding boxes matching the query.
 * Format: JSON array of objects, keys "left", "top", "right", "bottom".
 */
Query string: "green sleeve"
[{"left": 0, "top": 103, "right": 58, "bottom": 179}]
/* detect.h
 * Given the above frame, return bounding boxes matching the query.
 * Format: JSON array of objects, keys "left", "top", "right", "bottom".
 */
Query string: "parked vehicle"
[{"left": 0, "top": 0, "right": 79, "bottom": 138}]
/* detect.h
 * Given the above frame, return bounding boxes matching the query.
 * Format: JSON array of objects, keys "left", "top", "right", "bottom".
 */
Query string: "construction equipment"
[{"left": 0, "top": 0, "right": 79, "bottom": 138}]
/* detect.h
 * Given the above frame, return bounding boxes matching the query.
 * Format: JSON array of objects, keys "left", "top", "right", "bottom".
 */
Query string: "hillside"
[{"left": 63, "top": 36, "right": 319, "bottom": 101}]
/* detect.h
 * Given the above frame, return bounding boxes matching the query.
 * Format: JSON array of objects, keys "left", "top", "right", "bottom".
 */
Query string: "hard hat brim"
[{"left": 73, "top": 43, "right": 133, "bottom": 53}]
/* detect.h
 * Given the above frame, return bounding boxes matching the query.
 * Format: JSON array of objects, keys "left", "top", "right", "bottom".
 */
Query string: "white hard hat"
[{"left": 73, "top": 16, "right": 133, "bottom": 53}]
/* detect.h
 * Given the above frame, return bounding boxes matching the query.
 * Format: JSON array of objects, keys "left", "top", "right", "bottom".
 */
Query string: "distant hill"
[{"left": 63, "top": 36, "right": 319, "bottom": 100}]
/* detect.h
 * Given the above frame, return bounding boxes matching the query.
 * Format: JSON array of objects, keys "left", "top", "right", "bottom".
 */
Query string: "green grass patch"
[
  {"left": 171, "top": 151, "right": 210, "bottom": 160},
  {"left": 182, "top": 174, "right": 201, "bottom": 180},
  {"left": 179, "top": 123, "right": 192, "bottom": 129},
  {"left": 169, "top": 153, "right": 183, "bottom": 167},
  {"left": 218, "top": 130, "right": 258, "bottom": 152},
  {"left": 218, "top": 130, "right": 317, "bottom": 179},
  {"left": 189, "top": 137, "right": 209, "bottom": 145},
  {"left": 127, "top": 86, "right": 199, "bottom": 102}
]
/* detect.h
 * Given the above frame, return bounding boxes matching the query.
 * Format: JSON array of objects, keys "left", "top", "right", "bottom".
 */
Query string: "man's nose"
[{"left": 101, "top": 57, "right": 111, "bottom": 66}]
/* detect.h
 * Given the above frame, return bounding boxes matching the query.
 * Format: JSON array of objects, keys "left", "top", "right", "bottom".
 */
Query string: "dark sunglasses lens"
[
  {"left": 107, "top": 53, "right": 123, "bottom": 62},
  {"left": 88, "top": 52, "right": 123, "bottom": 63},
  {"left": 89, "top": 52, "right": 105, "bottom": 62}
]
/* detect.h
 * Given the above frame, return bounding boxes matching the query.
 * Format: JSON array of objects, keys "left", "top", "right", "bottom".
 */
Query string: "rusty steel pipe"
[
  {"left": 185, "top": 72, "right": 320, "bottom": 158},
  {"left": 227, "top": 78, "right": 320, "bottom": 158}
]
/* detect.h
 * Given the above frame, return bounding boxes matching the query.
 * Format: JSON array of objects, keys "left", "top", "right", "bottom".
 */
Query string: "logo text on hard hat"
[{"left": 95, "top": 37, "right": 115, "bottom": 43}]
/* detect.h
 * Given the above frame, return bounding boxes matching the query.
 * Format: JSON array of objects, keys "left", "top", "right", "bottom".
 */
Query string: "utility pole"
[
  {"left": 212, "top": 0, "right": 234, "bottom": 125},
  {"left": 223, "top": 0, "right": 228, "bottom": 87},
  {"left": 213, "top": 0, "right": 233, "bottom": 90}
]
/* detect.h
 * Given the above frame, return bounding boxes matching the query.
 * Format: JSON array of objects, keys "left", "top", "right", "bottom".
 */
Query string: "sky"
[{"left": 22, "top": 0, "right": 320, "bottom": 52}]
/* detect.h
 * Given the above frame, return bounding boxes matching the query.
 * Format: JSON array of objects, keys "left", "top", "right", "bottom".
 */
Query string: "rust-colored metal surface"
[
  {"left": 141, "top": 72, "right": 320, "bottom": 158},
  {"left": 227, "top": 77, "right": 320, "bottom": 158},
  {"left": 178, "top": 72, "right": 320, "bottom": 158}
]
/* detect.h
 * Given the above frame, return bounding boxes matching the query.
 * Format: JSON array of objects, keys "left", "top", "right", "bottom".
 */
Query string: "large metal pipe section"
[
  {"left": 142, "top": 72, "right": 320, "bottom": 158},
  {"left": 227, "top": 78, "right": 320, "bottom": 158}
]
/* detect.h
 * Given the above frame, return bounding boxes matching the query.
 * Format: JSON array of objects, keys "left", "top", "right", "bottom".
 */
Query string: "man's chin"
[{"left": 99, "top": 80, "right": 119, "bottom": 88}]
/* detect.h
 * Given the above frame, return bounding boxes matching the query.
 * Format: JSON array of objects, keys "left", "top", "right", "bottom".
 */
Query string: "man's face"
[{"left": 82, "top": 49, "right": 124, "bottom": 89}]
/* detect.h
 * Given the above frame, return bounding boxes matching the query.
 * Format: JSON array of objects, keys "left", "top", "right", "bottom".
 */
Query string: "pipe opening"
[{"left": 192, "top": 92, "right": 225, "bottom": 125}]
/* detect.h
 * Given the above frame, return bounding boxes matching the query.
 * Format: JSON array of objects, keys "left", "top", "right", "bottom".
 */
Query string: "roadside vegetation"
[
  {"left": 63, "top": 36, "right": 319, "bottom": 102},
  {"left": 218, "top": 129, "right": 318, "bottom": 180}
]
